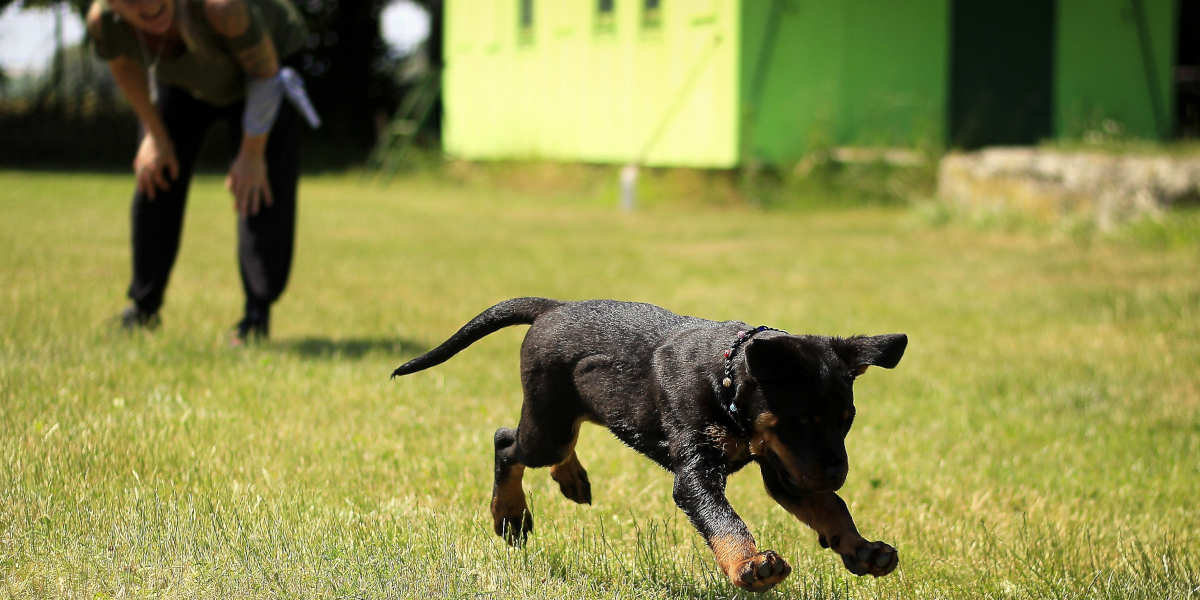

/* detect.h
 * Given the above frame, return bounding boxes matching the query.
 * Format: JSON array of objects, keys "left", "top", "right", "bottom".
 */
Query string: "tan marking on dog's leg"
[
  {"left": 491, "top": 464, "right": 531, "bottom": 542},
  {"left": 710, "top": 534, "right": 792, "bottom": 592},
  {"left": 711, "top": 534, "right": 757, "bottom": 578},
  {"left": 549, "top": 451, "right": 586, "bottom": 496},
  {"left": 777, "top": 492, "right": 863, "bottom": 553},
  {"left": 549, "top": 451, "right": 581, "bottom": 480},
  {"left": 549, "top": 420, "right": 591, "bottom": 504},
  {"left": 777, "top": 491, "right": 897, "bottom": 577},
  {"left": 549, "top": 421, "right": 580, "bottom": 476}
]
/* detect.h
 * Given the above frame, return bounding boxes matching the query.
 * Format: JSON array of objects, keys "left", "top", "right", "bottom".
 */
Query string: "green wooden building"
[{"left": 443, "top": 0, "right": 1184, "bottom": 168}]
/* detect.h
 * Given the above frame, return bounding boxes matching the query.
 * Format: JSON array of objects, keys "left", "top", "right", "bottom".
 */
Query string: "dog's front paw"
[
  {"left": 727, "top": 550, "right": 792, "bottom": 593},
  {"left": 839, "top": 540, "right": 898, "bottom": 577}
]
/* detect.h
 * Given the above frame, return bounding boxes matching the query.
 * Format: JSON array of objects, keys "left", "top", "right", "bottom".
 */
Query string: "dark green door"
[{"left": 949, "top": 0, "right": 1056, "bottom": 148}]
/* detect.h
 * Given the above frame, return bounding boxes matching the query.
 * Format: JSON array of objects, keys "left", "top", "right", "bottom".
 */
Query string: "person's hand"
[
  {"left": 133, "top": 134, "right": 179, "bottom": 200},
  {"left": 226, "top": 150, "right": 272, "bottom": 218}
]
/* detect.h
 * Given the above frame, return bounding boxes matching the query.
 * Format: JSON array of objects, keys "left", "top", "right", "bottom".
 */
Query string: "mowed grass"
[{"left": 1, "top": 168, "right": 1197, "bottom": 599}]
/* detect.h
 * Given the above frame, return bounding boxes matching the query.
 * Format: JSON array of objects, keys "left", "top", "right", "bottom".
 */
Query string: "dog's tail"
[{"left": 391, "top": 297, "right": 564, "bottom": 378}]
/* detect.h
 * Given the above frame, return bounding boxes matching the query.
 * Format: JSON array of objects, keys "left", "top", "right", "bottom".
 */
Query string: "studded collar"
[{"left": 718, "top": 325, "right": 786, "bottom": 434}]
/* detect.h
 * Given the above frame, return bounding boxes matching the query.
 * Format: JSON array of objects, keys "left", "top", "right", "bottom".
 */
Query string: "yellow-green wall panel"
[
  {"left": 740, "top": 0, "right": 948, "bottom": 162},
  {"left": 444, "top": 0, "right": 740, "bottom": 167},
  {"left": 1055, "top": 0, "right": 1176, "bottom": 140}
]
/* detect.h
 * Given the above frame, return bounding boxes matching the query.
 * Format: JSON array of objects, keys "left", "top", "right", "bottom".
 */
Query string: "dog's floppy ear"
[
  {"left": 745, "top": 335, "right": 807, "bottom": 382},
  {"left": 839, "top": 334, "right": 908, "bottom": 375}
]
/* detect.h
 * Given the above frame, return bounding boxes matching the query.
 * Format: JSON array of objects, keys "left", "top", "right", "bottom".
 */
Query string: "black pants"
[{"left": 127, "top": 83, "right": 301, "bottom": 318}]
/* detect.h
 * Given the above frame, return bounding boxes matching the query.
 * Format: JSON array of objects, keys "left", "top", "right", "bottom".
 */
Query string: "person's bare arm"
[
  {"left": 90, "top": 4, "right": 179, "bottom": 199},
  {"left": 108, "top": 56, "right": 167, "bottom": 142},
  {"left": 206, "top": 0, "right": 281, "bottom": 216}
]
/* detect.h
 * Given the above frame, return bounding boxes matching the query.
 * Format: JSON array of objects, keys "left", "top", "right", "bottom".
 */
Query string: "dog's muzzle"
[{"left": 767, "top": 453, "right": 846, "bottom": 494}]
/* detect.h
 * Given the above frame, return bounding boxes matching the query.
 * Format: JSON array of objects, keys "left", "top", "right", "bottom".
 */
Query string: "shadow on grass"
[{"left": 275, "top": 336, "right": 428, "bottom": 361}]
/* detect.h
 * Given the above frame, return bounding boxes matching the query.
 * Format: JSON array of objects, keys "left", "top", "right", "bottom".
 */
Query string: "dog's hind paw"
[
  {"left": 839, "top": 540, "right": 898, "bottom": 577},
  {"left": 554, "top": 471, "right": 591, "bottom": 505},
  {"left": 494, "top": 509, "right": 534, "bottom": 546},
  {"left": 550, "top": 458, "right": 592, "bottom": 505},
  {"left": 729, "top": 550, "right": 791, "bottom": 593}
]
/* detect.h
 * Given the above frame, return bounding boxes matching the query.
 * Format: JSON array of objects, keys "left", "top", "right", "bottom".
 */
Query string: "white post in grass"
[{"left": 620, "top": 163, "right": 638, "bottom": 212}]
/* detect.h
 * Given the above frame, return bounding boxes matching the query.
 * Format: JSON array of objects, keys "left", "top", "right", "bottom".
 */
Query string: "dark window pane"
[
  {"left": 519, "top": 0, "right": 533, "bottom": 28},
  {"left": 642, "top": 0, "right": 661, "bottom": 28}
]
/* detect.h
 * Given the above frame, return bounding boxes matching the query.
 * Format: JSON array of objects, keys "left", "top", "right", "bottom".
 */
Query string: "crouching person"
[{"left": 88, "top": 0, "right": 320, "bottom": 343}]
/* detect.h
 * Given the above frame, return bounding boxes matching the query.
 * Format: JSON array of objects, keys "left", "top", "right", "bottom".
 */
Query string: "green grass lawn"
[{"left": 1, "top": 169, "right": 1197, "bottom": 599}]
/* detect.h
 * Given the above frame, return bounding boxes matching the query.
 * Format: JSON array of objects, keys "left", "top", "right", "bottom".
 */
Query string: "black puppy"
[{"left": 391, "top": 298, "right": 907, "bottom": 592}]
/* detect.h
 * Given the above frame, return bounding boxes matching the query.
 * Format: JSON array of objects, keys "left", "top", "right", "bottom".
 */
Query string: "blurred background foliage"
[{"left": 0, "top": 0, "right": 443, "bottom": 170}]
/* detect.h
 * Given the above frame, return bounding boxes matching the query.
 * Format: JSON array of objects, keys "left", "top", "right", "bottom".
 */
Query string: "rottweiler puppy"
[{"left": 392, "top": 297, "right": 907, "bottom": 592}]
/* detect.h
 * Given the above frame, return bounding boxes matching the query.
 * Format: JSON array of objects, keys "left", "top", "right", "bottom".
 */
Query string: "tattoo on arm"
[
  {"left": 206, "top": 0, "right": 279, "bottom": 78},
  {"left": 234, "top": 38, "right": 279, "bottom": 78}
]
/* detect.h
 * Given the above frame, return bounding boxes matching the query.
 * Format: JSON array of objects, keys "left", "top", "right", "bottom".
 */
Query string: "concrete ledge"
[{"left": 938, "top": 147, "right": 1200, "bottom": 229}]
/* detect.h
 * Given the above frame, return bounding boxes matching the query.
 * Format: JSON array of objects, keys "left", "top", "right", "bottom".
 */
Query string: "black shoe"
[
  {"left": 118, "top": 306, "right": 160, "bottom": 331},
  {"left": 231, "top": 315, "right": 269, "bottom": 346}
]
